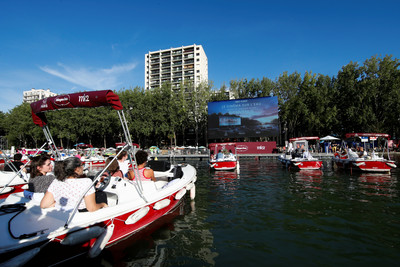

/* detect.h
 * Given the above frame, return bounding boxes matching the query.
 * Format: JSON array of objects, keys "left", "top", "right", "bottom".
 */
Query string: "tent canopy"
[
  {"left": 320, "top": 135, "right": 340, "bottom": 141},
  {"left": 289, "top": 136, "right": 319, "bottom": 142}
]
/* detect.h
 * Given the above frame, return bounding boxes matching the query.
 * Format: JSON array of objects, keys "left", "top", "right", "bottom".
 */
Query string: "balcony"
[
  {"left": 184, "top": 70, "right": 194, "bottom": 76},
  {"left": 150, "top": 53, "right": 160, "bottom": 58},
  {"left": 183, "top": 48, "right": 194, "bottom": 53},
  {"left": 184, "top": 54, "right": 194, "bottom": 59},
  {"left": 172, "top": 50, "right": 182, "bottom": 55}
]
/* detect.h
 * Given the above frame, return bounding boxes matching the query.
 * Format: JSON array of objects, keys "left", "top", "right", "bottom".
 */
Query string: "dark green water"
[{"left": 64, "top": 158, "right": 400, "bottom": 266}]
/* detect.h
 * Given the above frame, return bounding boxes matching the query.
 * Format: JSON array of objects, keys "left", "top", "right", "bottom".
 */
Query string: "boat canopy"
[
  {"left": 345, "top": 133, "right": 390, "bottom": 139},
  {"left": 289, "top": 136, "right": 320, "bottom": 142},
  {"left": 31, "top": 90, "right": 123, "bottom": 127}
]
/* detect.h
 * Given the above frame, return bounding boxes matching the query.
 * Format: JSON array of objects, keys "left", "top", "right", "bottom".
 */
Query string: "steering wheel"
[{"left": 96, "top": 171, "right": 112, "bottom": 191}]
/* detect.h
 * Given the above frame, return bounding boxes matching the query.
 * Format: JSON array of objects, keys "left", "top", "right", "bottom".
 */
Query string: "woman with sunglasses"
[
  {"left": 24, "top": 154, "right": 56, "bottom": 201},
  {"left": 41, "top": 157, "right": 108, "bottom": 212}
]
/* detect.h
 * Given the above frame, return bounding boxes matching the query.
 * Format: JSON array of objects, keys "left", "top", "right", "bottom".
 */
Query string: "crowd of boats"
[
  {"left": 206, "top": 133, "right": 397, "bottom": 174},
  {"left": 277, "top": 134, "right": 397, "bottom": 172}
]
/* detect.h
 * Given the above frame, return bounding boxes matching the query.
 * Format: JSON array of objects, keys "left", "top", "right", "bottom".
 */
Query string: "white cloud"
[{"left": 39, "top": 62, "right": 137, "bottom": 90}]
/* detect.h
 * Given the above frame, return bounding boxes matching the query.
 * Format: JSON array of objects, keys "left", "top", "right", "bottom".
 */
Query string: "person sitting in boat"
[
  {"left": 103, "top": 157, "right": 123, "bottom": 178},
  {"left": 117, "top": 149, "right": 129, "bottom": 177},
  {"left": 216, "top": 150, "right": 224, "bottom": 160},
  {"left": 4, "top": 153, "right": 24, "bottom": 172},
  {"left": 292, "top": 148, "right": 301, "bottom": 159},
  {"left": 128, "top": 150, "right": 156, "bottom": 182},
  {"left": 24, "top": 154, "right": 56, "bottom": 202},
  {"left": 359, "top": 147, "right": 367, "bottom": 158},
  {"left": 226, "top": 150, "right": 235, "bottom": 160},
  {"left": 97, "top": 157, "right": 124, "bottom": 189},
  {"left": 40, "top": 157, "right": 108, "bottom": 212},
  {"left": 210, "top": 150, "right": 216, "bottom": 160}
]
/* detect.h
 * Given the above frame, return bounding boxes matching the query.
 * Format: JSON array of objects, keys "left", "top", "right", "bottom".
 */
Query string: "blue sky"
[{"left": 1, "top": 0, "right": 399, "bottom": 112}]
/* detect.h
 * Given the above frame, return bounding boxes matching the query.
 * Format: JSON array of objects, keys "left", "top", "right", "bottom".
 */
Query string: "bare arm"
[
  {"left": 84, "top": 193, "right": 108, "bottom": 212},
  {"left": 40, "top": 191, "right": 56, "bottom": 208},
  {"left": 145, "top": 169, "right": 156, "bottom": 181}
]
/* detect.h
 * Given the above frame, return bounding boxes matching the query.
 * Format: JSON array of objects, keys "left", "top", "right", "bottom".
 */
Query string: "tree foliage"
[{"left": 1, "top": 55, "right": 399, "bottom": 148}]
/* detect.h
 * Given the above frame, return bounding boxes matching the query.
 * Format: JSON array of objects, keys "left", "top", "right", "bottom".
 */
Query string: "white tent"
[{"left": 320, "top": 135, "right": 340, "bottom": 141}]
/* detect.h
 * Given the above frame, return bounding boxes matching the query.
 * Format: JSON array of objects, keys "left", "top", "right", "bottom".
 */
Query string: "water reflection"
[
  {"left": 355, "top": 172, "right": 397, "bottom": 198},
  {"left": 211, "top": 170, "right": 239, "bottom": 181}
]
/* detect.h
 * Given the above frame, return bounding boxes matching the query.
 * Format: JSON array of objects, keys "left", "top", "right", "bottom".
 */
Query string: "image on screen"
[{"left": 208, "top": 96, "right": 279, "bottom": 139}]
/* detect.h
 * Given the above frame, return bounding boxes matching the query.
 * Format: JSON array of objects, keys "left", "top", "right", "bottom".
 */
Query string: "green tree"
[
  {"left": 187, "top": 81, "right": 211, "bottom": 146},
  {"left": 274, "top": 71, "right": 302, "bottom": 139}
]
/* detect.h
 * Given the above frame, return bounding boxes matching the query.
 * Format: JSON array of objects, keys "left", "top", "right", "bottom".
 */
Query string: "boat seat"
[{"left": 106, "top": 192, "right": 118, "bottom": 207}]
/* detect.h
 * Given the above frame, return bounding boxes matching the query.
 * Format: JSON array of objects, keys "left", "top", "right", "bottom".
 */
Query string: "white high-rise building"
[
  {"left": 145, "top": 44, "right": 208, "bottom": 91},
  {"left": 23, "top": 88, "right": 57, "bottom": 103}
]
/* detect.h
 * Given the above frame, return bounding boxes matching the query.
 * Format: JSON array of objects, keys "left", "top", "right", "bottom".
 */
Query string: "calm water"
[{"left": 59, "top": 158, "right": 400, "bottom": 266}]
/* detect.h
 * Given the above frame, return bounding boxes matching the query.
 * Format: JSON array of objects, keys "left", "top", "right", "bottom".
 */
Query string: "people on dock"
[
  {"left": 40, "top": 157, "right": 108, "bottom": 212},
  {"left": 4, "top": 153, "right": 24, "bottom": 172},
  {"left": 128, "top": 150, "right": 156, "bottom": 182},
  {"left": 24, "top": 154, "right": 56, "bottom": 201}
]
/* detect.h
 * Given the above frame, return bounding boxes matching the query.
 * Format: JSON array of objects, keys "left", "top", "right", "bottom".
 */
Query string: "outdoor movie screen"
[{"left": 208, "top": 96, "right": 279, "bottom": 139}]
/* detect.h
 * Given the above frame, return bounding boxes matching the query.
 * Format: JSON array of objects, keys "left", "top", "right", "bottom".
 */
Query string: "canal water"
[{"left": 56, "top": 157, "right": 400, "bottom": 266}]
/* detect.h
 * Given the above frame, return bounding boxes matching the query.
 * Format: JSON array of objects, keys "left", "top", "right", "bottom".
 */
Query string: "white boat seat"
[{"left": 105, "top": 192, "right": 118, "bottom": 207}]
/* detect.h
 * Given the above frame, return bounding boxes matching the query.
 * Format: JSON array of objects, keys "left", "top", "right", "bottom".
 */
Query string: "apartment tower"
[{"left": 145, "top": 44, "right": 208, "bottom": 91}]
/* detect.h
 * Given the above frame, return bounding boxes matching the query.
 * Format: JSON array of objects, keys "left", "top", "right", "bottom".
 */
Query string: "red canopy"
[
  {"left": 31, "top": 90, "right": 123, "bottom": 127},
  {"left": 345, "top": 133, "right": 390, "bottom": 139}
]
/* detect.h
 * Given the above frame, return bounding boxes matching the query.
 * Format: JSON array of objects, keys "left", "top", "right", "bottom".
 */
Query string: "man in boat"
[
  {"left": 216, "top": 150, "right": 224, "bottom": 160},
  {"left": 4, "top": 153, "right": 24, "bottom": 172}
]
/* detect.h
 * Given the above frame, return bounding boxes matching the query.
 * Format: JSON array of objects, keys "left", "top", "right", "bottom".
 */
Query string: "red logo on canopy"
[{"left": 54, "top": 95, "right": 71, "bottom": 107}]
